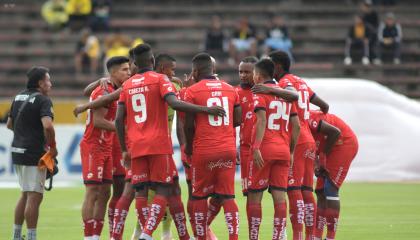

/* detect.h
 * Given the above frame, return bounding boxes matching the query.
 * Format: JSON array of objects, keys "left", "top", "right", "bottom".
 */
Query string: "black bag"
[{"left": 45, "top": 158, "right": 59, "bottom": 191}]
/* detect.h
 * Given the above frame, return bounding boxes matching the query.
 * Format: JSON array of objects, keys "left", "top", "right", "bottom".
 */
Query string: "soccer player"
[
  {"left": 183, "top": 53, "right": 242, "bottom": 240},
  {"left": 247, "top": 58, "right": 300, "bottom": 240},
  {"left": 252, "top": 50, "right": 329, "bottom": 240},
  {"left": 115, "top": 44, "right": 225, "bottom": 240},
  {"left": 80, "top": 56, "right": 131, "bottom": 240},
  {"left": 308, "top": 111, "right": 358, "bottom": 240}
]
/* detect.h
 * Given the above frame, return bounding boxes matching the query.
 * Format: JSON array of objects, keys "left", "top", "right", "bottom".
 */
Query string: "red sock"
[
  {"left": 273, "top": 202, "right": 287, "bottom": 240},
  {"left": 314, "top": 207, "right": 326, "bottom": 239},
  {"left": 143, "top": 194, "right": 168, "bottom": 236},
  {"left": 111, "top": 196, "right": 132, "bottom": 240},
  {"left": 326, "top": 207, "right": 340, "bottom": 239},
  {"left": 302, "top": 190, "right": 317, "bottom": 240},
  {"left": 288, "top": 190, "right": 304, "bottom": 240},
  {"left": 135, "top": 196, "right": 149, "bottom": 229},
  {"left": 222, "top": 199, "right": 239, "bottom": 240},
  {"left": 207, "top": 197, "right": 222, "bottom": 226},
  {"left": 247, "top": 203, "right": 262, "bottom": 240},
  {"left": 108, "top": 196, "right": 119, "bottom": 236},
  {"left": 93, "top": 219, "right": 104, "bottom": 236},
  {"left": 168, "top": 195, "right": 190, "bottom": 240},
  {"left": 83, "top": 219, "right": 95, "bottom": 237},
  {"left": 192, "top": 199, "right": 208, "bottom": 240}
]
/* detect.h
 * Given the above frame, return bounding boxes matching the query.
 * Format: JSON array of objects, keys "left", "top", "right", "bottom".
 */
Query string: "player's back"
[
  {"left": 279, "top": 73, "right": 315, "bottom": 145},
  {"left": 185, "top": 78, "right": 238, "bottom": 154},
  {"left": 119, "top": 70, "right": 175, "bottom": 158},
  {"left": 82, "top": 83, "right": 116, "bottom": 148},
  {"left": 254, "top": 82, "right": 296, "bottom": 161}
]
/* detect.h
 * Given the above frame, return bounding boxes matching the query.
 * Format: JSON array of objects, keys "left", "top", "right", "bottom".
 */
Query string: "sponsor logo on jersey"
[{"left": 208, "top": 159, "right": 234, "bottom": 170}]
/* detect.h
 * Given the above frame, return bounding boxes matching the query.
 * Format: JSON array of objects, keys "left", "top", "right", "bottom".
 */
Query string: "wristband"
[{"left": 252, "top": 140, "right": 262, "bottom": 150}]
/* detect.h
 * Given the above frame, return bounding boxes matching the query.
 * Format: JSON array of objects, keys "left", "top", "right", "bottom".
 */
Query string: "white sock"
[
  {"left": 27, "top": 228, "right": 37, "bottom": 240},
  {"left": 13, "top": 224, "right": 22, "bottom": 240},
  {"left": 91, "top": 235, "right": 100, "bottom": 240},
  {"left": 139, "top": 232, "right": 153, "bottom": 240}
]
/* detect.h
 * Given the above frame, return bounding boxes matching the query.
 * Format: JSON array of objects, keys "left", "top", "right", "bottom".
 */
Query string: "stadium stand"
[{"left": 0, "top": 0, "right": 419, "bottom": 98}]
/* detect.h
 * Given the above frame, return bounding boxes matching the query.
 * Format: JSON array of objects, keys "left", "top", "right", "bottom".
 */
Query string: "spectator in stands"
[
  {"left": 75, "top": 29, "right": 101, "bottom": 76},
  {"left": 360, "top": 0, "right": 379, "bottom": 59},
  {"left": 66, "top": 0, "right": 92, "bottom": 32},
  {"left": 90, "top": 0, "right": 111, "bottom": 32},
  {"left": 204, "top": 15, "right": 226, "bottom": 56},
  {"left": 344, "top": 15, "right": 373, "bottom": 65},
  {"left": 374, "top": 12, "right": 402, "bottom": 65},
  {"left": 41, "top": 0, "right": 68, "bottom": 31},
  {"left": 263, "top": 16, "right": 293, "bottom": 60},
  {"left": 228, "top": 17, "right": 257, "bottom": 65}
]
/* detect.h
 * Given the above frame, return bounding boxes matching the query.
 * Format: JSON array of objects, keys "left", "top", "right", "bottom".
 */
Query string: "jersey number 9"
[{"left": 132, "top": 93, "right": 147, "bottom": 123}]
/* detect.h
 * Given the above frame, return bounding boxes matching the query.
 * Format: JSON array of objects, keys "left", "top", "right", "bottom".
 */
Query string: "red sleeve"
[
  {"left": 184, "top": 87, "right": 195, "bottom": 104},
  {"left": 159, "top": 75, "right": 176, "bottom": 99},
  {"left": 253, "top": 94, "right": 266, "bottom": 112}
]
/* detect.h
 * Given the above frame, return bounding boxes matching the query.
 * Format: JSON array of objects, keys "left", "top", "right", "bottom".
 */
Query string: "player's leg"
[
  {"left": 140, "top": 155, "right": 176, "bottom": 239},
  {"left": 109, "top": 175, "right": 125, "bottom": 236},
  {"left": 24, "top": 191, "right": 44, "bottom": 240},
  {"left": 270, "top": 161, "right": 289, "bottom": 240},
  {"left": 214, "top": 151, "right": 239, "bottom": 240},
  {"left": 207, "top": 196, "right": 222, "bottom": 227},
  {"left": 13, "top": 191, "right": 27, "bottom": 240},
  {"left": 130, "top": 156, "right": 150, "bottom": 233},
  {"left": 314, "top": 177, "right": 327, "bottom": 240},
  {"left": 302, "top": 144, "right": 317, "bottom": 240},
  {"left": 167, "top": 179, "right": 190, "bottom": 240},
  {"left": 287, "top": 144, "right": 306, "bottom": 240},
  {"left": 324, "top": 177, "right": 340, "bottom": 240},
  {"left": 111, "top": 180, "right": 135, "bottom": 240},
  {"left": 82, "top": 184, "right": 100, "bottom": 239}
]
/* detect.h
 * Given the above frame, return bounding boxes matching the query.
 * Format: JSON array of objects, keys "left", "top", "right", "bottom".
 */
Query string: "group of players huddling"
[{"left": 73, "top": 43, "right": 359, "bottom": 240}]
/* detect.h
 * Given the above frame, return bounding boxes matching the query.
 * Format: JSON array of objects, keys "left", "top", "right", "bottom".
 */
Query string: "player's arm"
[
  {"left": 176, "top": 114, "right": 185, "bottom": 146},
  {"left": 92, "top": 107, "right": 115, "bottom": 131},
  {"left": 115, "top": 104, "right": 127, "bottom": 152},
  {"left": 289, "top": 114, "right": 300, "bottom": 167},
  {"left": 233, "top": 105, "right": 242, "bottom": 127},
  {"left": 253, "top": 109, "right": 266, "bottom": 169},
  {"left": 165, "top": 94, "right": 225, "bottom": 117},
  {"left": 318, "top": 120, "right": 341, "bottom": 155},
  {"left": 184, "top": 112, "right": 195, "bottom": 156},
  {"left": 6, "top": 117, "right": 13, "bottom": 130},
  {"left": 41, "top": 116, "right": 57, "bottom": 158},
  {"left": 310, "top": 95, "right": 329, "bottom": 114},
  {"left": 73, "top": 89, "right": 122, "bottom": 117},
  {"left": 251, "top": 84, "right": 298, "bottom": 102},
  {"left": 83, "top": 77, "right": 109, "bottom": 97}
]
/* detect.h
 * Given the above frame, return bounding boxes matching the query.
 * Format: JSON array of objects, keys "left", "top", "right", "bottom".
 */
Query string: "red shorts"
[
  {"left": 112, "top": 141, "right": 126, "bottom": 177},
  {"left": 80, "top": 141, "right": 113, "bottom": 184},
  {"left": 316, "top": 141, "right": 358, "bottom": 190},
  {"left": 191, "top": 151, "right": 236, "bottom": 198},
  {"left": 124, "top": 168, "right": 133, "bottom": 182},
  {"left": 239, "top": 144, "right": 251, "bottom": 194},
  {"left": 131, "top": 154, "right": 178, "bottom": 188},
  {"left": 288, "top": 142, "right": 316, "bottom": 190},
  {"left": 248, "top": 159, "right": 289, "bottom": 192}
]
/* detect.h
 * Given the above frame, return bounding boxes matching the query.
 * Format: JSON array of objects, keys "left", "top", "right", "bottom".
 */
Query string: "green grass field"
[{"left": 1, "top": 182, "right": 420, "bottom": 240}]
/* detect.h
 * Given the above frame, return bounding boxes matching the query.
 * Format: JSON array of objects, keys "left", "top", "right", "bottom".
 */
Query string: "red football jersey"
[
  {"left": 118, "top": 70, "right": 176, "bottom": 158},
  {"left": 253, "top": 82, "right": 297, "bottom": 161},
  {"left": 308, "top": 111, "right": 357, "bottom": 152},
  {"left": 184, "top": 78, "right": 239, "bottom": 154},
  {"left": 82, "top": 82, "right": 117, "bottom": 150},
  {"left": 235, "top": 83, "right": 255, "bottom": 146},
  {"left": 278, "top": 73, "right": 315, "bottom": 145}
]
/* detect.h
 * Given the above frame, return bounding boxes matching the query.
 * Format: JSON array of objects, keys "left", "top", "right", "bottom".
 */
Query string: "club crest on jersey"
[
  {"left": 311, "top": 120, "right": 318, "bottom": 128},
  {"left": 245, "top": 111, "right": 253, "bottom": 119},
  {"left": 242, "top": 96, "right": 248, "bottom": 103}
]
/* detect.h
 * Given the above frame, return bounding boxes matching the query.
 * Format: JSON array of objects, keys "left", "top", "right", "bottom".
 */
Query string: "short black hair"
[
  {"left": 269, "top": 50, "right": 291, "bottom": 72},
  {"left": 241, "top": 56, "right": 258, "bottom": 64},
  {"left": 155, "top": 53, "right": 176, "bottom": 69},
  {"left": 26, "top": 66, "right": 49, "bottom": 89},
  {"left": 254, "top": 59, "right": 275, "bottom": 79},
  {"left": 133, "top": 43, "right": 153, "bottom": 67},
  {"left": 106, "top": 56, "right": 130, "bottom": 72},
  {"left": 192, "top": 52, "right": 212, "bottom": 75}
]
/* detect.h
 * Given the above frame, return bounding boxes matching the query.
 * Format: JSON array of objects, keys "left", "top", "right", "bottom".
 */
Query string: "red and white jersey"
[
  {"left": 253, "top": 81, "right": 298, "bottom": 161},
  {"left": 82, "top": 82, "right": 117, "bottom": 149},
  {"left": 308, "top": 111, "right": 357, "bottom": 152},
  {"left": 235, "top": 83, "right": 255, "bottom": 146},
  {"left": 184, "top": 77, "right": 240, "bottom": 154},
  {"left": 278, "top": 73, "right": 316, "bottom": 145},
  {"left": 118, "top": 69, "right": 176, "bottom": 158}
]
